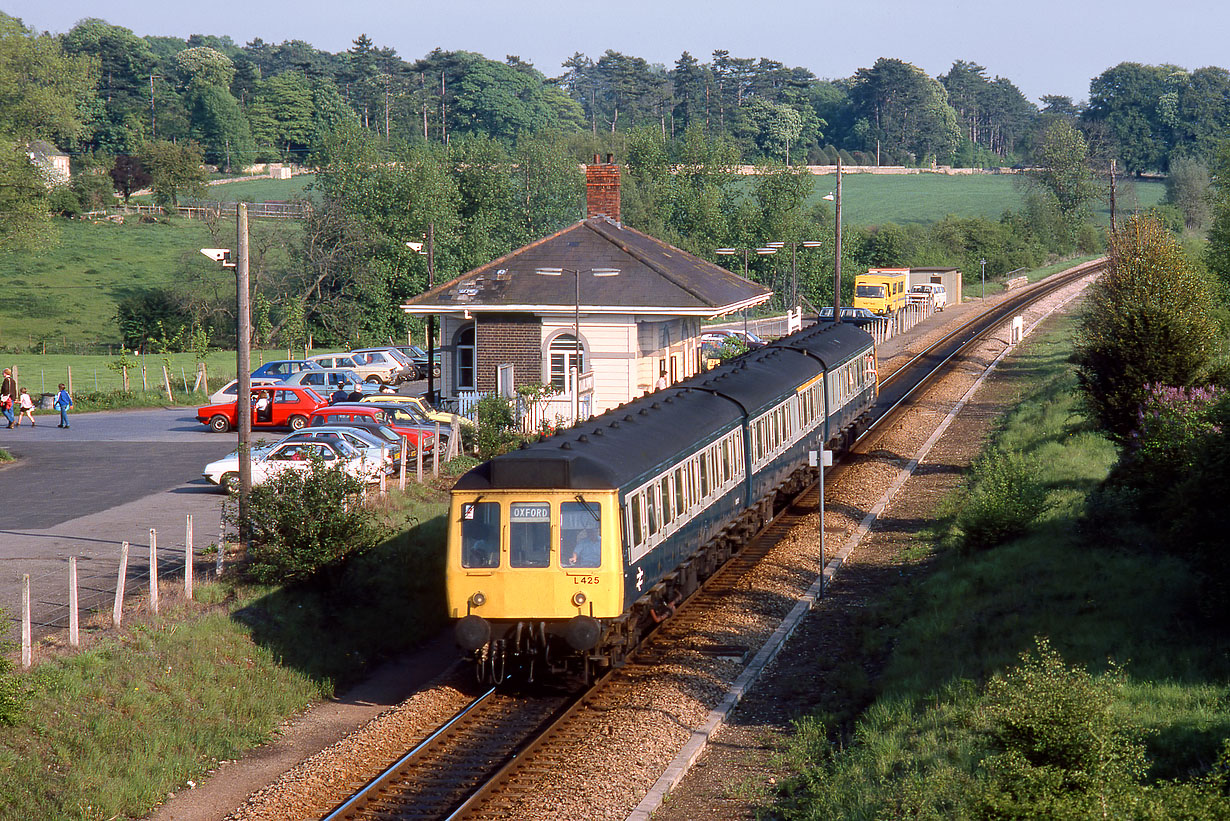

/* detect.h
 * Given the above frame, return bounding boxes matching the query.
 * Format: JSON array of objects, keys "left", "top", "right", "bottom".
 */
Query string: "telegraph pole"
[
  {"left": 834, "top": 157, "right": 843, "bottom": 323},
  {"left": 236, "top": 204, "right": 252, "bottom": 545},
  {"left": 427, "top": 222, "right": 436, "bottom": 403}
]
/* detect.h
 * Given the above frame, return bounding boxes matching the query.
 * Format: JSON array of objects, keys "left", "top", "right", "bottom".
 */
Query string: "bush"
[
  {"left": 473, "top": 393, "right": 519, "bottom": 460},
  {"left": 223, "top": 455, "right": 387, "bottom": 585},
  {"left": 978, "top": 638, "right": 1152, "bottom": 818},
  {"left": 0, "top": 618, "right": 21, "bottom": 725},
  {"left": 954, "top": 449, "right": 1049, "bottom": 552}
]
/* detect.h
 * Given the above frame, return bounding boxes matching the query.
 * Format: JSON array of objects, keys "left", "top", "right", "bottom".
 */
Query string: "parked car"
[
  {"left": 196, "top": 385, "right": 328, "bottom": 433},
  {"left": 201, "top": 438, "right": 385, "bottom": 493},
  {"left": 347, "top": 348, "right": 417, "bottom": 385},
  {"left": 280, "top": 425, "right": 402, "bottom": 469},
  {"left": 278, "top": 368, "right": 380, "bottom": 395},
  {"left": 308, "top": 403, "right": 437, "bottom": 455},
  {"left": 908, "top": 283, "right": 947, "bottom": 311},
  {"left": 700, "top": 329, "right": 767, "bottom": 349},
  {"left": 357, "top": 393, "right": 462, "bottom": 426},
  {"left": 250, "top": 359, "right": 321, "bottom": 380},
  {"left": 207, "top": 376, "right": 280, "bottom": 404},
  {"left": 815, "top": 306, "right": 881, "bottom": 326},
  {"left": 307, "top": 352, "right": 361, "bottom": 370},
  {"left": 304, "top": 420, "right": 410, "bottom": 463},
  {"left": 388, "top": 345, "right": 443, "bottom": 380},
  {"left": 359, "top": 399, "right": 454, "bottom": 442}
]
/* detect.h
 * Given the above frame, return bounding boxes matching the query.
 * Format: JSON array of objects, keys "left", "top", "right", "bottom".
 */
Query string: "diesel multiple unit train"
[{"left": 446, "top": 321, "right": 879, "bottom": 684}]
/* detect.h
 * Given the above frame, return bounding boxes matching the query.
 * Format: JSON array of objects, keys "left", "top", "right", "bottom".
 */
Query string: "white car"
[
  {"left": 908, "top": 283, "right": 947, "bottom": 311},
  {"left": 207, "top": 376, "right": 281, "bottom": 404},
  {"left": 201, "top": 438, "right": 387, "bottom": 493},
  {"left": 308, "top": 353, "right": 360, "bottom": 370}
]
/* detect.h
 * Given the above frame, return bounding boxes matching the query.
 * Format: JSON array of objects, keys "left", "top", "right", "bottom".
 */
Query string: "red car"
[
  {"left": 196, "top": 385, "right": 328, "bottom": 433},
  {"left": 309, "top": 403, "right": 435, "bottom": 454}
]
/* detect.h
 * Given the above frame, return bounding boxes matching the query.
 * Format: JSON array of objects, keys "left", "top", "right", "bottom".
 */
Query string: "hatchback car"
[
  {"left": 196, "top": 385, "right": 327, "bottom": 433},
  {"left": 307, "top": 353, "right": 360, "bottom": 370},
  {"left": 815, "top": 306, "right": 881, "bottom": 326},
  {"left": 388, "top": 345, "right": 443, "bottom": 380},
  {"left": 309, "top": 403, "right": 438, "bottom": 454},
  {"left": 357, "top": 393, "right": 461, "bottom": 426},
  {"left": 348, "top": 348, "right": 417, "bottom": 385},
  {"left": 201, "top": 438, "right": 385, "bottom": 493},
  {"left": 250, "top": 359, "right": 321, "bottom": 380},
  {"left": 207, "top": 376, "right": 281, "bottom": 404},
  {"left": 280, "top": 425, "right": 402, "bottom": 469},
  {"left": 279, "top": 368, "right": 380, "bottom": 395}
]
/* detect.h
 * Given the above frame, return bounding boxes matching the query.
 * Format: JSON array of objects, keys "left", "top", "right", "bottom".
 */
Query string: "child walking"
[
  {"left": 17, "top": 387, "right": 34, "bottom": 427},
  {"left": 56, "top": 383, "right": 72, "bottom": 428}
]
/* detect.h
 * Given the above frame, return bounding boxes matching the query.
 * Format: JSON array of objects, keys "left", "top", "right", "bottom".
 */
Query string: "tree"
[
  {"left": 140, "top": 139, "right": 208, "bottom": 206},
  {"left": 187, "top": 83, "right": 256, "bottom": 169},
  {"left": 1204, "top": 138, "right": 1230, "bottom": 292},
  {"left": 59, "top": 18, "right": 154, "bottom": 153},
  {"left": 737, "top": 98, "right": 804, "bottom": 163},
  {"left": 849, "top": 58, "right": 960, "bottom": 163},
  {"left": 1074, "top": 215, "right": 1224, "bottom": 444},
  {"left": 110, "top": 154, "right": 150, "bottom": 203},
  {"left": 1084, "top": 62, "right": 1183, "bottom": 174},
  {"left": 1164, "top": 156, "right": 1210, "bottom": 230},
  {"left": 1028, "top": 119, "right": 1098, "bottom": 224},
  {"left": 174, "top": 46, "right": 236, "bottom": 89}
]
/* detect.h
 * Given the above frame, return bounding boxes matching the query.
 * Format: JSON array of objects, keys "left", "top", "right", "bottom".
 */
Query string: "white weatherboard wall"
[{"left": 541, "top": 314, "right": 635, "bottom": 415}]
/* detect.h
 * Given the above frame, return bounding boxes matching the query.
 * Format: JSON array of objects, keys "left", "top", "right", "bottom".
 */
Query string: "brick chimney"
[{"left": 585, "top": 153, "right": 620, "bottom": 222}]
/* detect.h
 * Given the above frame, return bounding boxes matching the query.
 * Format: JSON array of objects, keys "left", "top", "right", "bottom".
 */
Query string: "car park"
[
  {"left": 359, "top": 399, "right": 454, "bottom": 442},
  {"left": 279, "top": 425, "right": 402, "bottom": 469},
  {"left": 908, "top": 283, "right": 947, "bottom": 311},
  {"left": 307, "top": 353, "right": 360, "bottom": 370},
  {"left": 347, "top": 348, "right": 416, "bottom": 385},
  {"left": 304, "top": 420, "right": 409, "bottom": 463},
  {"left": 278, "top": 368, "right": 380, "bottom": 395},
  {"left": 309, "top": 403, "right": 438, "bottom": 455},
  {"left": 357, "top": 393, "right": 462, "bottom": 426},
  {"left": 207, "top": 376, "right": 281, "bottom": 404},
  {"left": 815, "top": 306, "right": 881, "bottom": 326},
  {"left": 196, "top": 385, "right": 327, "bottom": 433},
  {"left": 201, "top": 438, "right": 386, "bottom": 493},
  {"left": 250, "top": 359, "right": 321, "bottom": 380}
]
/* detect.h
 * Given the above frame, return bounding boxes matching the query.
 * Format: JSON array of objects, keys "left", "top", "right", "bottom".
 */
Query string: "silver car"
[
  {"left": 278, "top": 368, "right": 379, "bottom": 394},
  {"left": 348, "top": 348, "right": 417, "bottom": 385},
  {"left": 280, "top": 425, "right": 402, "bottom": 467}
]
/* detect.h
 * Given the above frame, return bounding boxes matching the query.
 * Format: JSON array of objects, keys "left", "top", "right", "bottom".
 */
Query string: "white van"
[{"left": 908, "top": 283, "right": 947, "bottom": 311}]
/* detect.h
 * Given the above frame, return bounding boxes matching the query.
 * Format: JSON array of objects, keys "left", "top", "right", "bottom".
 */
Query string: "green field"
[
  {"left": 803, "top": 170, "right": 1165, "bottom": 226},
  {"left": 203, "top": 173, "right": 317, "bottom": 203}
]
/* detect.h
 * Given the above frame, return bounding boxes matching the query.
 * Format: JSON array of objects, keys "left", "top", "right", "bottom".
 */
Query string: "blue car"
[{"left": 251, "top": 360, "right": 321, "bottom": 380}]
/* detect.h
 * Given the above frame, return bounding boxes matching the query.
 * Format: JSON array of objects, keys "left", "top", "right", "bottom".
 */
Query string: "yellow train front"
[
  {"left": 447, "top": 485, "right": 625, "bottom": 684},
  {"left": 446, "top": 321, "right": 880, "bottom": 686}
]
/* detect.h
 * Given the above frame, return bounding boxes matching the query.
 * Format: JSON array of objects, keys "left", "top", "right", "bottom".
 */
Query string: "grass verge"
[
  {"left": 0, "top": 482, "right": 451, "bottom": 821},
  {"left": 773, "top": 314, "right": 1230, "bottom": 818}
]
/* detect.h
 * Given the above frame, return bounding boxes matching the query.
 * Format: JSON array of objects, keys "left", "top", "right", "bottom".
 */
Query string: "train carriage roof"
[{"left": 453, "top": 321, "right": 874, "bottom": 492}]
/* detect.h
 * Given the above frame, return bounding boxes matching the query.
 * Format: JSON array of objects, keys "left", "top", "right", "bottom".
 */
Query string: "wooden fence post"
[
  {"left": 185, "top": 514, "right": 194, "bottom": 600},
  {"left": 114, "top": 541, "right": 129, "bottom": 626},
  {"left": 149, "top": 528, "right": 159, "bottom": 615},
  {"left": 21, "top": 574, "right": 31, "bottom": 668},
  {"left": 141, "top": 364, "right": 148, "bottom": 391},
  {"left": 378, "top": 468, "right": 386, "bottom": 495},
  {"left": 417, "top": 438, "right": 424, "bottom": 483},
  {"left": 67, "top": 365, "right": 73, "bottom": 395},
  {"left": 433, "top": 422, "right": 440, "bottom": 477},
  {"left": 399, "top": 438, "right": 407, "bottom": 492},
  {"left": 162, "top": 365, "right": 174, "bottom": 402},
  {"left": 122, "top": 365, "right": 129, "bottom": 392},
  {"left": 69, "top": 557, "right": 79, "bottom": 647}
]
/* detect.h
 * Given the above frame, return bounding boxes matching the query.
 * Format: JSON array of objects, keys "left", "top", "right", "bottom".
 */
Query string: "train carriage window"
[
  {"left": 699, "top": 452, "right": 710, "bottom": 498},
  {"left": 674, "top": 468, "right": 686, "bottom": 517},
  {"left": 647, "top": 484, "right": 660, "bottom": 538},
  {"left": 659, "top": 478, "right": 674, "bottom": 525},
  {"left": 561, "top": 501, "right": 601, "bottom": 568},
  {"left": 721, "top": 439, "right": 731, "bottom": 484},
  {"left": 461, "top": 502, "right": 500, "bottom": 568},
  {"left": 628, "top": 494, "right": 644, "bottom": 548},
  {"left": 510, "top": 503, "right": 551, "bottom": 568}
]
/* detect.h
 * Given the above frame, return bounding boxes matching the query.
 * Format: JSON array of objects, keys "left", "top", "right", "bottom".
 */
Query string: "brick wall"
[
  {"left": 476, "top": 315, "right": 543, "bottom": 392},
  {"left": 586, "top": 158, "right": 620, "bottom": 221}
]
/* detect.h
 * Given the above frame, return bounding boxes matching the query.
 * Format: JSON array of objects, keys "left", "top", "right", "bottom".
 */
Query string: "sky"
[{"left": 6, "top": 0, "right": 1228, "bottom": 105}]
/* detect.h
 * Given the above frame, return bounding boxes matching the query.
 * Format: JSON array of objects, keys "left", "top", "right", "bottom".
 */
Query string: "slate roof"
[{"left": 401, "top": 218, "right": 772, "bottom": 318}]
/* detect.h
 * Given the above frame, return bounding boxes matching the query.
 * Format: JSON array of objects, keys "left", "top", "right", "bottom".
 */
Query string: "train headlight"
[
  {"left": 571, "top": 591, "right": 587, "bottom": 607},
  {"left": 469, "top": 591, "right": 487, "bottom": 608}
]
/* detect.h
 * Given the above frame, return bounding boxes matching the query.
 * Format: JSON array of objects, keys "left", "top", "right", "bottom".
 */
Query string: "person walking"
[
  {"left": 56, "top": 383, "right": 72, "bottom": 428},
  {"left": 17, "top": 387, "right": 35, "bottom": 427},
  {"left": 0, "top": 368, "right": 14, "bottom": 429}
]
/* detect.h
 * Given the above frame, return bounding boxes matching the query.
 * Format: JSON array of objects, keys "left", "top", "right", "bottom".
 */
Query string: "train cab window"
[
  {"left": 460, "top": 502, "right": 500, "bottom": 568},
  {"left": 561, "top": 501, "right": 601, "bottom": 568},
  {"left": 510, "top": 503, "right": 550, "bottom": 568}
]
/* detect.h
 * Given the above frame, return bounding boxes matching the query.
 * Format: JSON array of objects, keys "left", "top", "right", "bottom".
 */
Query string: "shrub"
[
  {"left": 977, "top": 638, "right": 1152, "bottom": 818},
  {"left": 223, "top": 455, "right": 386, "bottom": 585},
  {"left": 0, "top": 617, "right": 21, "bottom": 725},
  {"left": 954, "top": 449, "right": 1048, "bottom": 552},
  {"left": 1113, "top": 383, "right": 1223, "bottom": 495},
  {"left": 473, "top": 393, "right": 519, "bottom": 460}
]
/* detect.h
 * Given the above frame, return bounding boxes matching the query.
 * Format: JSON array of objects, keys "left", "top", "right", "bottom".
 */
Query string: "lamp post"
[
  {"left": 716, "top": 246, "right": 777, "bottom": 332},
  {"left": 763, "top": 240, "right": 825, "bottom": 312},
  {"left": 407, "top": 225, "right": 438, "bottom": 403},
  {"left": 200, "top": 202, "right": 251, "bottom": 546},
  {"left": 535, "top": 266, "right": 620, "bottom": 424}
]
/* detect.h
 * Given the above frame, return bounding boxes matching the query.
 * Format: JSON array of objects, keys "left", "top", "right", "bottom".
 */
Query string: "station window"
[
  {"left": 510, "top": 502, "right": 550, "bottom": 568},
  {"left": 460, "top": 501, "right": 500, "bottom": 568}
]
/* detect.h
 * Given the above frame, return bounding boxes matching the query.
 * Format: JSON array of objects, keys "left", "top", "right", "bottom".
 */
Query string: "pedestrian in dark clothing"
[
  {"left": 330, "top": 386, "right": 348, "bottom": 405},
  {"left": 1, "top": 368, "right": 14, "bottom": 429},
  {"left": 56, "top": 384, "right": 72, "bottom": 428}
]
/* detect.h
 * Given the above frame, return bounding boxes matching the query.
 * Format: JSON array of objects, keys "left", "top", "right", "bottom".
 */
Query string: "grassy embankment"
[
  {"left": 0, "top": 482, "right": 451, "bottom": 821},
  {"left": 770, "top": 313, "right": 1229, "bottom": 817}
]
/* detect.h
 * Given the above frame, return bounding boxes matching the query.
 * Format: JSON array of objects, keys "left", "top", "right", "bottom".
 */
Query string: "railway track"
[{"left": 319, "top": 262, "right": 1104, "bottom": 821}]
